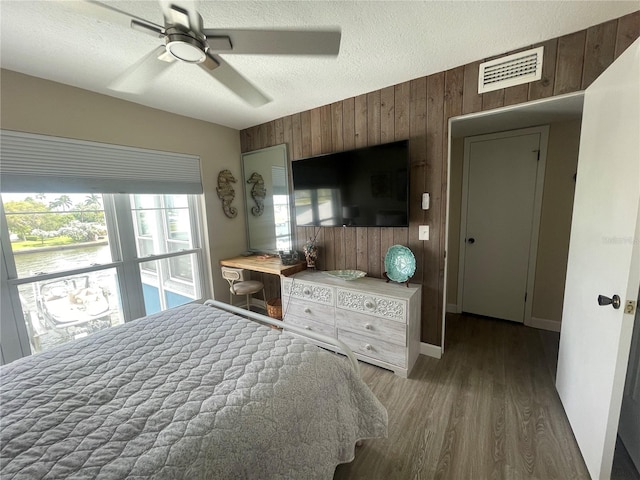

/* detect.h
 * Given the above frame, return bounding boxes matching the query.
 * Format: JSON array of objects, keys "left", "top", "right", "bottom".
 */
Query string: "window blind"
[{"left": 0, "top": 130, "right": 202, "bottom": 194}]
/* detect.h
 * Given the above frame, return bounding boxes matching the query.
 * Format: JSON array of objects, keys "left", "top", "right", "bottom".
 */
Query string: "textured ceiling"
[{"left": 1, "top": 1, "right": 637, "bottom": 130}]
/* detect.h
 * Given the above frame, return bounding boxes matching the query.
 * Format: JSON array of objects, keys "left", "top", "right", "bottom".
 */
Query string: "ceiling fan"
[{"left": 73, "top": 0, "right": 341, "bottom": 107}]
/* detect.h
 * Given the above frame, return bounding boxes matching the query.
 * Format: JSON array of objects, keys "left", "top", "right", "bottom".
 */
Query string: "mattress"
[{"left": 0, "top": 303, "right": 387, "bottom": 479}]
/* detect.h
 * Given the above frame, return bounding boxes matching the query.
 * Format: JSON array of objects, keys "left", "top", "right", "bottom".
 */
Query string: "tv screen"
[{"left": 292, "top": 140, "right": 409, "bottom": 227}]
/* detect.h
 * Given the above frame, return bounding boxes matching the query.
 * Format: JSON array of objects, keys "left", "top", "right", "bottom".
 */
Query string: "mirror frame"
[{"left": 241, "top": 144, "right": 293, "bottom": 253}]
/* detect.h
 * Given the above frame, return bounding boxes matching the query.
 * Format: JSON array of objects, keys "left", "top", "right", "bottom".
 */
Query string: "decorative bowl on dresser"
[{"left": 281, "top": 270, "right": 421, "bottom": 377}]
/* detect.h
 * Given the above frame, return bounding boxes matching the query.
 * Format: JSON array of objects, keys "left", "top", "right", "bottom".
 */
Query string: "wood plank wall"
[{"left": 240, "top": 12, "right": 639, "bottom": 346}]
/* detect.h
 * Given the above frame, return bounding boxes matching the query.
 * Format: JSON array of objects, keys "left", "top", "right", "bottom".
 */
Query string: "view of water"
[
  {"left": 13, "top": 243, "right": 124, "bottom": 353},
  {"left": 14, "top": 243, "right": 112, "bottom": 279}
]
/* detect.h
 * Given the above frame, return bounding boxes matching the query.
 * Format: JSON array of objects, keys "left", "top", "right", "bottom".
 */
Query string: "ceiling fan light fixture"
[
  {"left": 82, "top": 1, "right": 340, "bottom": 107},
  {"left": 165, "top": 32, "right": 206, "bottom": 63}
]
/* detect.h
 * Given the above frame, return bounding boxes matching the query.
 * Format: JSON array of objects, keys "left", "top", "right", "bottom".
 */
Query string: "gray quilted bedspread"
[{"left": 0, "top": 303, "right": 387, "bottom": 479}]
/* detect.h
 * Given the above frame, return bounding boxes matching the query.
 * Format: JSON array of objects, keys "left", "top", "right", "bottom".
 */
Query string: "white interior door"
[
  {"left": 460, "top": 128, "right": 545, "bottom": 322},
  {"left": 556, "top": 39, "right": 640, "bottom": 480}
]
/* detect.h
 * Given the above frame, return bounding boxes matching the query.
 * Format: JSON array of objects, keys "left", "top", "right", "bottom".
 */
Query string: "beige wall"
[
  {"left": 446, "top": 137, "right": 465, "bottom": 310},
  {"left": 0, "top": 69, "right": 245, "bottom": 302},
  {"left": 447, "top": 120, "right": 582, "bottom": 323},
  {"left": 532, "top": 120, "right": 581, "bottom": 321}
]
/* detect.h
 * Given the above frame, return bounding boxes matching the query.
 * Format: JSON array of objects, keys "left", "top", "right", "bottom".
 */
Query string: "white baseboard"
[
  {"left": 447, "top": 303, "right": 460, "bottom": 313},
  {"left": 420, "top": 342, "right": 442, "bottom": 359},
  {"left": 528, "top": 317, "right": 561, "bottom": 332}
]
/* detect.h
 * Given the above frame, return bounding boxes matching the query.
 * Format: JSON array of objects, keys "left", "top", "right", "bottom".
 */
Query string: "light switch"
[
  {"left": 422, "top": 193, "right": 430, "bottom": 210},
  {"left": 419, "top": 225, "right": 429, "bottom": 240}
]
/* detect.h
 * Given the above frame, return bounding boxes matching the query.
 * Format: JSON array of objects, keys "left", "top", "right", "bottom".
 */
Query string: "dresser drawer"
[
  {"left": 335, "top": 309, "right": 406, "bottom": 347},
  {"left": 285, "top": 314, "right": 336, "bottom": 338},
  {"left": 282, "top": 278, "right": 334, "bottom": 306},
  {"left": 282, "top": 297, "right": 335, "bottom": 326},
  {"left": 336, "top": 288, "right": 407, "bottom": 323},
  {"left": 338, "top": 329, "right": 406, "bottom": 367}
]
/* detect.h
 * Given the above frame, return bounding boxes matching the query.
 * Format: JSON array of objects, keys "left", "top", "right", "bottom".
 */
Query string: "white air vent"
[{"left": 478, "top": 46, "right": 544, "bottom": 93}]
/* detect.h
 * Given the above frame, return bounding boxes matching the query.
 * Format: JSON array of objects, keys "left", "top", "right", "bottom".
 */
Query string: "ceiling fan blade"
[
  {"left": 109, "top": 46, "right": 176, "bottom": 94},
  {"left": 203, "top": 29, "right": 341, "bottom": 56},
  {"left": 199, "top": 54, "right": 270, "bottom": 107},
  {"left": 158, "top": 0, "right": 202, "bottom": 32},
  {"left": 71, "top": 0, "right": 164, "bottom": 37}
]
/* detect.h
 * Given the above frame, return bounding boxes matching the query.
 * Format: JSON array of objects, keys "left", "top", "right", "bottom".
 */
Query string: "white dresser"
[{"left": 281, "top": 271, "right": 421, "bottom": 377}]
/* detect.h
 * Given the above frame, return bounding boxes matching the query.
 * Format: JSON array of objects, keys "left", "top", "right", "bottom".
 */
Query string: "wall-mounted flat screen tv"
[{"left": 292, "top": 140, "right": 409, "bottom": 227}]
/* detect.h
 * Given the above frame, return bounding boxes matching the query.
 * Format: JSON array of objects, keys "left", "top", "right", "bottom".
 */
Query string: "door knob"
[
  {"left": 598, "top": 294, "right": 621, "bottom": 309},
  {"left": 467, "top": 237, "right": 475, "bottom": 244}
]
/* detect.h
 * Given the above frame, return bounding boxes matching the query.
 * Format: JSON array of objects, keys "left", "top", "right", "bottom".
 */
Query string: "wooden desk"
[{"left": 220, "top": 255, "right": 306, "bottom": 277}]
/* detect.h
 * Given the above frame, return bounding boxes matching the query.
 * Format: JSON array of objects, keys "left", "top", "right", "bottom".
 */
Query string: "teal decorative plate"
[
  {"left": 325, "top": 270, "right": 367, "bottom": 281},
  {"left": 384, "top": 245, "right": 416, "bottom": 283}
]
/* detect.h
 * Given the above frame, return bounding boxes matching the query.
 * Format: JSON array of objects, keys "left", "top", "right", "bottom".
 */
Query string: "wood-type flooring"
[{"left": 334, "top": 313, "right": 639, "bottom": 480}]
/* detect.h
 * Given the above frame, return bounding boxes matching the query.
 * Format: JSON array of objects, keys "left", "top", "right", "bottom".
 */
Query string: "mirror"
[{"left": 241, "top": 144, "right": 292, "bottom": 253}]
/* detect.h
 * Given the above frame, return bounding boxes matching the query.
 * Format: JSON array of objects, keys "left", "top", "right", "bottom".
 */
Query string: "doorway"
[
  {"left": 445, "top": 93, "right": 583, "bottom": 332},
  {"left": 458, "top": 127, "right": 547, "bottom": 323},
  {"left": 443, "top": 91, "right": 639, "bottom": 479}
]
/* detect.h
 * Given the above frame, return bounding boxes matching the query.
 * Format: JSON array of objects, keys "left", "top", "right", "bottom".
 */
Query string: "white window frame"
[{"left": 0, "top": 193, "right": 208, "bottom": 363}]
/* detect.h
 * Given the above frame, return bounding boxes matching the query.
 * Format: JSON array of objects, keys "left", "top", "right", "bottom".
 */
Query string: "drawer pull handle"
[
  {"left": 365, "top": 323, "right": 373, "bottom": 330},
  {"left": 304, "top": 308, "right": 311, "bottom": 314},
  {"left": 364, "top": 300, "right": 375, "bottom": 310},
  {"left": 304, "top": 326, "right": 311, "bottom": 330},
  {"left": 303, "top": 288, "right": 311, "bottom": 296},
  {"left": 364, "top": 344, "right": 373, "bottom": 351}
]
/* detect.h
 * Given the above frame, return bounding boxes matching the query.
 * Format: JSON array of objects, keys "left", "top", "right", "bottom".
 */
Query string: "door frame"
[
  {"left": 456, "top": 126, "right": 549, "bottom": 325},
  {"left": 619, "top": 290, "right": 640, "bottom": 473},
  {"left": 442, "top": 91, "right": 584, "bottom": 351}
]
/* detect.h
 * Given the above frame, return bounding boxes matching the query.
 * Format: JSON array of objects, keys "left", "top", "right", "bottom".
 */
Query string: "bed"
[{"left": 0, "top": 301, "right": 387, "bottom": 479}]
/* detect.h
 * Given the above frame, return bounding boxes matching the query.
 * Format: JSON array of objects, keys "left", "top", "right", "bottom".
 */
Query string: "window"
[
  {"left": 1, "top": 192, "right": 206, "bottom": 357},
  {"left": 131, "top": 194, "right": 200, "bottom": 314},
  {"left": 273, "top": 193, "right": 292, "bottom": 250},
  {"left": 0, "top": 130, "right": 206, "bottom": 363},
  {"left": 294, "top": 188, "right": 341, "bottom": 226},
  {"left": 271, "top": 165, "right": 292, "bottom": 251}
]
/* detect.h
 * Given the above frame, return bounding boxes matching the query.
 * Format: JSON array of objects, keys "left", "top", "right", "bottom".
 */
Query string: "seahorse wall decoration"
[
  {"left": 246, "top": 172, "right": 266, "bottom": 216},
  {"left": 216, "top": 169, "right": 238, "bottom": 218}
]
